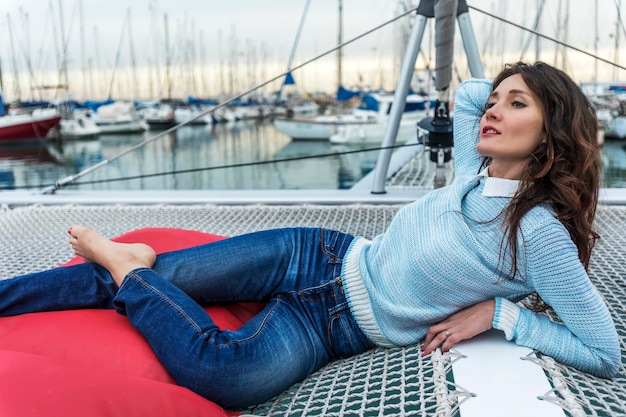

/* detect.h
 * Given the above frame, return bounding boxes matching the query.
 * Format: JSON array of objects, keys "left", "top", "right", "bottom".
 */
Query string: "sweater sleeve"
[
  {"left": 492, "top": 220, "right": 621, "bottom": 378},
  {"left": 452, "top": 78, "right": 492, "bottom": 177}
]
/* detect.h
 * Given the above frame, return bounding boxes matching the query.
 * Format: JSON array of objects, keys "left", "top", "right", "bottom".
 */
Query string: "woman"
[{"left": 0, "top": 62, "right": 620, "bottom": 409}]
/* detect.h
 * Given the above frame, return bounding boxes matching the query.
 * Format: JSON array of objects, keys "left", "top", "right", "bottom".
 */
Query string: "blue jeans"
[{"left": 0, "top": 227, "right": 374, "bottom": 409}]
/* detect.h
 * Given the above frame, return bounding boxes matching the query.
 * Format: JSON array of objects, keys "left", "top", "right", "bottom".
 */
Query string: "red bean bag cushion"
[
  {"left": 0, "top": 350, "right": 233, "bottom": 417},
  {"left": 0, "top": 228, "right": 264, "bottom": 417}
]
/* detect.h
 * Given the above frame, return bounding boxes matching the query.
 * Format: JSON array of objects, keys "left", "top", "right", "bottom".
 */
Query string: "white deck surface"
[{"left": 454, "top": 330, "right": 563, "bottom": 417}]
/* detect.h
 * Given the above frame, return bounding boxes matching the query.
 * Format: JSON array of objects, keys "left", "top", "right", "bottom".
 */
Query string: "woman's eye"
[
  {"left": 485, "top": 102, "right": 495, "bottom": 110},
  {"left": 511, "top": 100, "right": 526, "bottom": 108}
]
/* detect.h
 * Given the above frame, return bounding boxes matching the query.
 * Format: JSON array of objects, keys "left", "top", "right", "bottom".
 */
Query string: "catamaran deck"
[{"left": 1, "top": 145, "right": 625, "bottom": 416}]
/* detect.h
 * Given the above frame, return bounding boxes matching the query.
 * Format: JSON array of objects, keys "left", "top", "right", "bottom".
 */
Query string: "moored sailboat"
[
  {"left": 0, "top": 94, "right": 61, "bottom": 142},
  {"left": 91, "top": 101, "right": 148, "bottom": 134},
  {"left": 274, "top": 91, "right": 433, "bottom": 142}
]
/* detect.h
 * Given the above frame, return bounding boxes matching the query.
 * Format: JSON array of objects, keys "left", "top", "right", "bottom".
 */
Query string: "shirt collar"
[{"left": 478, "top": 167, "right": 520, "bottom": 197}]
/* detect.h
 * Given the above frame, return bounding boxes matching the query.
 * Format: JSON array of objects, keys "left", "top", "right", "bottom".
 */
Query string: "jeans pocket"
[
  {"left": 319, "top": 229, "right": 353, "bottom": 265},
  {"left": 327, "top": 302, "right": 373, "bottom": 359}
]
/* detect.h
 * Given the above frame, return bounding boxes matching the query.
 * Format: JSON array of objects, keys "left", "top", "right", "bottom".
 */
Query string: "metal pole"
[
  {"left": 371, "top": 11, "right": 427, "bottom": 194},
  {"left": 457, "top": 1, "right": 484, "bottom": 78}
]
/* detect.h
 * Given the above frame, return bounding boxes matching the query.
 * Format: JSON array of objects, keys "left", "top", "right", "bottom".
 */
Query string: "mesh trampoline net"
[{"left": 1, "top": 203, "right": 624, "bottom": 416}]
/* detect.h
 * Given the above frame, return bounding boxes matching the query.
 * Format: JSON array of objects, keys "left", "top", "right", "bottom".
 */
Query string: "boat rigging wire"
[
  {"left": 517, "top": 0, "right": 546, "bottom": 60},
  {"left": 37, "top": 3, "right": 625, "bottom": 195},
  {"left": 615, "top": 0, "right": 626, "bottom": 45},
  {"left": 5, "top": 141, "right": 421, "bottom": 191},
  {"left": 468, "top": 5, "right": 626, "bottom": 72},
  {"left": 39, "top": 6, "right": 419, "bottom": 195}
]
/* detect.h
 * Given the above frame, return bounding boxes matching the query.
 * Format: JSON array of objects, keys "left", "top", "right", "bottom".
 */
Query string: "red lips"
[{"left": 482, "top": 125, "right": 500, "bottom": 135}]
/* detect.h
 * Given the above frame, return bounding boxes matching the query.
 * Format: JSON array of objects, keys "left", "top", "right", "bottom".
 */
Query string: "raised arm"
[{"left": 452, "top": 78, "right": 491, "bottom": 177}]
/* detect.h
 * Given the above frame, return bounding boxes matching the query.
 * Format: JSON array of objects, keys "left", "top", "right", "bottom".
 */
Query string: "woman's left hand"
[{"left": 422, "top": 299, "right": 496, "bottom": 356}]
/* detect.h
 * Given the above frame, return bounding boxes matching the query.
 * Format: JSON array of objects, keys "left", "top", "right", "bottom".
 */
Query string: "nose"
[{"left": 484, "top": 104, "right": 500, "bottom": 121}]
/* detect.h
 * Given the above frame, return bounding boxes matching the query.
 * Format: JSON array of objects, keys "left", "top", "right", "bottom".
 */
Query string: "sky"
[{"left": 0, "top": 0, "right": 623, "bottom": 101}]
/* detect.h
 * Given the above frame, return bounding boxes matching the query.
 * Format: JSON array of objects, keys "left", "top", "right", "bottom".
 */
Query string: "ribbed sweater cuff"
[
  {"left": 493, "top": 297, "right": 520, "bottom": 340},
  {"left": 341, "top": 238, "right": 393, "bottom": 347}
]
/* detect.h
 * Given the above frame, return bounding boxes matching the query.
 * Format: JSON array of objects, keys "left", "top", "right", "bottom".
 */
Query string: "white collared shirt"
[{"left": 478, "top": 167, "right": 520, "bottom": 197}]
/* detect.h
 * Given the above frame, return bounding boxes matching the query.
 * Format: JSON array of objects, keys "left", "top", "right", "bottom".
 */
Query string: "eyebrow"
[{"left": 489, "top": 89, "right": 531, "bottom": 98}]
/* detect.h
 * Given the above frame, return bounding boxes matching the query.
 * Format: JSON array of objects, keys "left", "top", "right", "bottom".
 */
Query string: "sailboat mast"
[
  {"left": 6, "top": 13, "right": 22, "bottom": 101},
  {"left": 337, "top": 0, "right": 343, "bottom": 89},
  {"left": 228, "top": 25, "right": 237, "bottom": 96},
  {"left": 563, "top": 0, "right": 569, "bottom": 71},
  {"left": 127, "top": 8, "right": 139, "bottom": 99},
  {"left": 18, "top": 10, "right": 35, "bottom": 101},
  {"left": 519, "top": 0, "right": 545, "bottom": 61},
  {"left": 164, "top": 13, "right": 172, "bottom": 99},
  {"left": 148, "top": 3, "right": 159, "bottom": 98},
  {"left": 554, "top": 0, "right": 563, "bottom": 66},
  {"left": 594, "top": 0, "right": 598, "bottom": 82},
  {"left": 614, "top": 0, "right": 622, "bottom": 80},
  {"left": 57, "top": 0, "right": 70, "bottom": 92},
  {"left": 92, "top": 26, "right": 104, "bottom": 98},
  {"left": 276, "top": 0, "right": 311, "bottom": 102},
  {"left": 80, "top": 0, "right": 87, "bottom": 99},
  {"left": 535, "top": 0, "right": 542, "bottom": 62},
  {"left": 0, "top": 56, "right": 4, "bottom": 93},
  {"left": 218, "top": 30, "right": 225, "bottom": 98},
  {"left": 554, "top": 0, "right": 570, "bottom": 70}
]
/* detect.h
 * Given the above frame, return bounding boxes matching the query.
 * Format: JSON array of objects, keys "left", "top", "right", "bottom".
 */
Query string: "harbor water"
[
  {"left": 0, "top": 120, "right": 625, "bottom": 192},
  {"left": 0, "top": 120, "right": 379, "bottom": 192}
]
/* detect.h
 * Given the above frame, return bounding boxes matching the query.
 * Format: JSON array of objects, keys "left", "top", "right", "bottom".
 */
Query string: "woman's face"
[{"left": 477, "top": 73, "right": 545, "bottom": 179}]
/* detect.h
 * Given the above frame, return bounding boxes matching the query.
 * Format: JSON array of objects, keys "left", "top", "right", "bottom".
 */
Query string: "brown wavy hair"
[{"left": 481, "top": 62, "right": 601, "bottom": 295}]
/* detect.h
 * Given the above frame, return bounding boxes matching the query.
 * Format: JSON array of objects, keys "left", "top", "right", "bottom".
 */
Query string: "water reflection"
[
  {"left": 0, "top": 121, "right": 379, "bottom": 191},
  {"left": 0, "top": 140, "right": 64, "bottom": 190},
  {"left": 0, "top": 123, "right": 624, "bottom": 191},
  {"left": 601, "top": 140, "right": 626, "bottom": 188}
]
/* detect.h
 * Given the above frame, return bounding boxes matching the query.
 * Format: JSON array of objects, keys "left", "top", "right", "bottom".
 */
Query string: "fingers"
[
  {"left": 422, "top": 327, "right": 457, "bottom": 356},
  {"left": 421, "top": 300, "right": 496, "bottom": 357}
]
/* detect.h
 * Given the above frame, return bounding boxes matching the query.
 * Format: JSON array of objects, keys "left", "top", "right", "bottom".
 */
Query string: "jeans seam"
[
  {"left": 298, "top": 281, "right": 334, "bottom": 301},
  {"left": 129, "top": 270, "right": 204, "bottom": 336},
  {"left": 213, "top": 298, "right": 282, "bottom": 348},
  {"left": 320, "top": 228, "right": 339, "bottom": 263},
  {"left": 328, "top": 310, "right": 358, "bottom": 357}
]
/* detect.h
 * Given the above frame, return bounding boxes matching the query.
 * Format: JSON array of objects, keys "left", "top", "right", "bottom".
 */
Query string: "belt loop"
[{"left": 335, "top": 277, "right": 344, "bottom": 294}]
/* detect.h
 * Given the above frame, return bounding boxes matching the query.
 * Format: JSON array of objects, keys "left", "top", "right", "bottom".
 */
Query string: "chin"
[{"left": 475, "top": 144, "right": 491, "bottom": 158}]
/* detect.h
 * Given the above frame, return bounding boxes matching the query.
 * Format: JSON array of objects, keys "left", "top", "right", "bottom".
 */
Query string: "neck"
[{"left": 487, "top": 163, "right": 524, "bottom": 180}]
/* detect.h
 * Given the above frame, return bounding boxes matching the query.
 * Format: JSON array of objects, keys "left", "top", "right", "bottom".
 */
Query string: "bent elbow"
[
  {"left": 603, "top": 355, "right": 622, "bottom": 379},
  {"left": 590, "top": 349, "right": 622, "bottom": 379}
]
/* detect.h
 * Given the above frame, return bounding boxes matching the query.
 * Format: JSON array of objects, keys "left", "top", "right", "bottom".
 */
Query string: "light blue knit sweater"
[{"left": 341, "top": 78, "right": 621, "bottom": 378}]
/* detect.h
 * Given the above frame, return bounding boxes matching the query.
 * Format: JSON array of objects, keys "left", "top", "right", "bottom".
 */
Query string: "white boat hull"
[
  {"left": 0, "top": 109, "right": 62, "bottom": 141},
  {"left": 276, "top": 93, "right": 431, "bottom": 143},
  {"left": 95, "top": 120, "right": 148, "bottom": 134},
  {"left": 329, "top": 117, "right": 422, "bottom": 145},
  {"left": 59, "top": 116, "right": 101, "bottom": 138},
  {"left": 174, "top": 108, "right": 213, "bottom": 125},
  {"left": 93, "top": 101, "right": 148, "bottom": 134},
  {"left": 273, "top": 118, "right": 339, "bottom": 141}
]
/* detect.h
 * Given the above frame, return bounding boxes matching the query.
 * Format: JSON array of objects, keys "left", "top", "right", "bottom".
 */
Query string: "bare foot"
[{"left": 68, "top": 225, "right": 156, "bottom": 286}]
